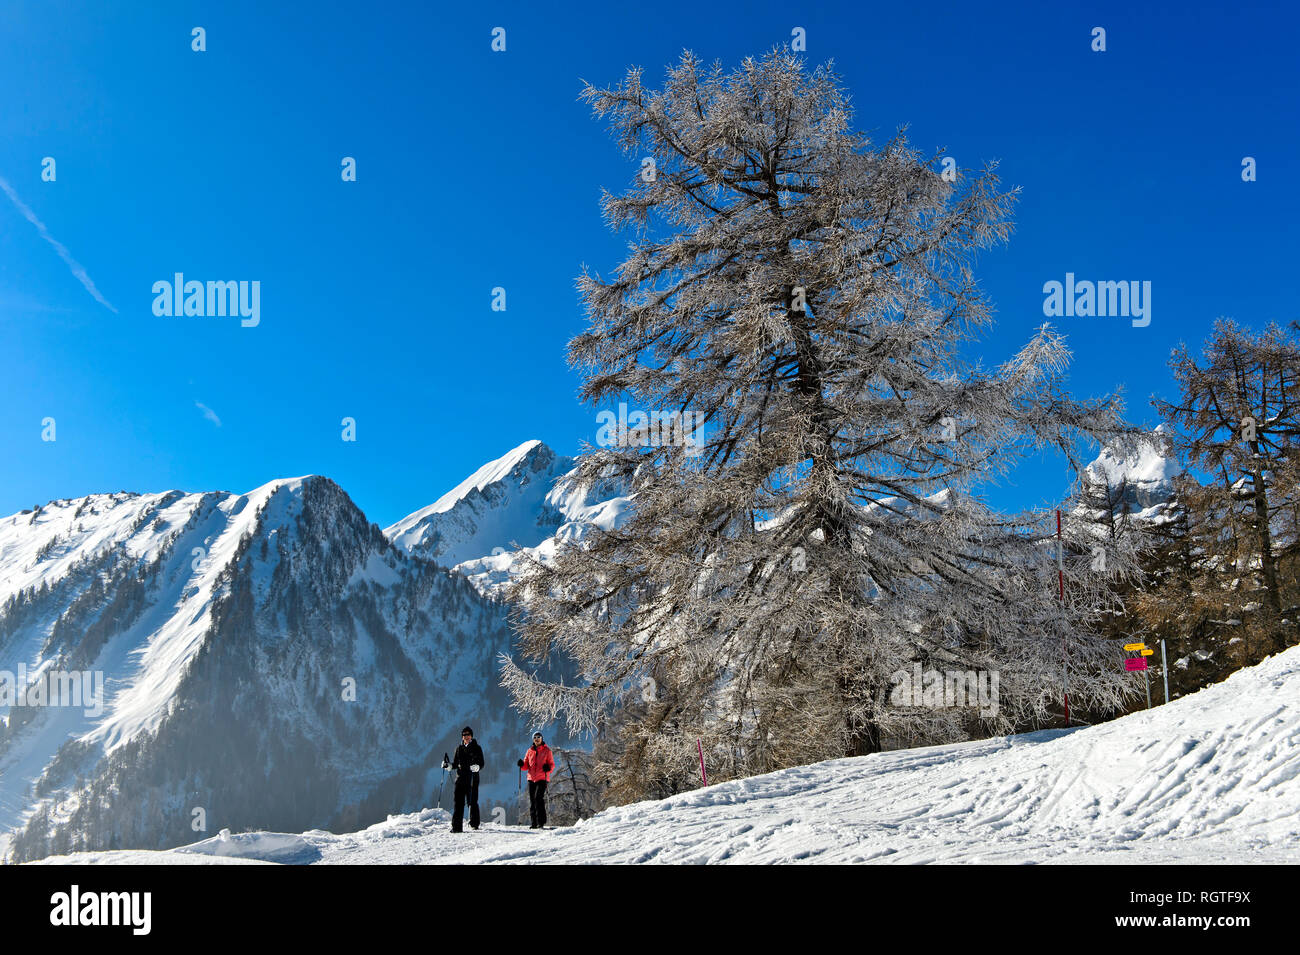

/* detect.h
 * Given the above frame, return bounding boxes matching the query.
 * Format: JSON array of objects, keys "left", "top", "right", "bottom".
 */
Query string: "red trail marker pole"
[{"left": 697, "top": 738, "right": 708, "bottom": 786}]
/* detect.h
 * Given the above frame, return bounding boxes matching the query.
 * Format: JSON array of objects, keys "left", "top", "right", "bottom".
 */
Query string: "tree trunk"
[
  {"left": 847, "top": 717, "right": 882, "bottom": 756},
  {"left": 1248, "top": 458, "right": 1282, "bottom": 616}
]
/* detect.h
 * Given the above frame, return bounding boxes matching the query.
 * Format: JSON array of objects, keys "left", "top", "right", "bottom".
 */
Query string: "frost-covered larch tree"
[{"left": 502, "top": 51, "right": 1139, "bottom": 793}]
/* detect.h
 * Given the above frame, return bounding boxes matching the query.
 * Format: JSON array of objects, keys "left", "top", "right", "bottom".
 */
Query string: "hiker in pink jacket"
[{"left": 517, "top": 731, "right": 554, "bottom": 828}]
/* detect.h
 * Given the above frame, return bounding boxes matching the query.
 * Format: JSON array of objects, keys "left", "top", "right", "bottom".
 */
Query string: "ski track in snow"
[{"left": 34, "top": 644, "right": 1300, "bottom": 865}]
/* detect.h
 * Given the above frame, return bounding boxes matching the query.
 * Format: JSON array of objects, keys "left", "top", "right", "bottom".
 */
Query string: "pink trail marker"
[{"left": 697, "top": 738, "right": 708, "bottom": 785}]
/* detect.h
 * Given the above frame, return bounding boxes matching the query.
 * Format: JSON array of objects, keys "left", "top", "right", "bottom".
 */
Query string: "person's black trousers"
[
  {"left": 452, "top": 772, "right": 480, "bottom": 831},
  {"left": 528, "top": 779, "right": 548, "bottom": 828}
]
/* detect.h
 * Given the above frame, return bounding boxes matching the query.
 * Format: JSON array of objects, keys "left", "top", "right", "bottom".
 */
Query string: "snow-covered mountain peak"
[
  {"left": 1082, "top": 427, "right": 1183, "bottom": 517},
  {"left": 1086, "top": 426, "right": 1181, "bottom": 487},
  {"left": 416, "top": 441, "right": 551, "bottom": 519},
  {"left": 384, "top": 440, "right": 579, "bottom": 567},
  {"left": 379, "top": 440, "right": 636, "bottom": 599}
]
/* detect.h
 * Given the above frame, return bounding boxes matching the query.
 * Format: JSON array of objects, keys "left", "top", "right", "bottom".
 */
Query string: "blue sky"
[{"left": 2, "top": 0, "right": 1296, "bottom": 527}]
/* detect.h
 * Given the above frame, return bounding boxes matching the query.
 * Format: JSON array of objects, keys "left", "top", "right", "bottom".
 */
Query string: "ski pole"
[{"left": 437, "top": 753, "right": 450, "bottom": 808}]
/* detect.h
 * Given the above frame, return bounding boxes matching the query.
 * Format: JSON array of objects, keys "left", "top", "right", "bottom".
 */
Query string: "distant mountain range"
[{"left": 0, "top": 442, "right": 610, "bottom": 861}]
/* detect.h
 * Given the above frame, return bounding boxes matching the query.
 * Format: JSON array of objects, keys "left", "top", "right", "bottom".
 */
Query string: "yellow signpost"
[{"left": 1123, "top": 643, "right": 1153, "bottom": 708}]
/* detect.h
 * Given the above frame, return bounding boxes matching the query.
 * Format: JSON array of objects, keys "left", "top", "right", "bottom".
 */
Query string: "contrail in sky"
[
  {"left": 195, "top": 401, "right": 222, "bottom": 427},
  {"left": 0, "top": 175, "right": 118, "bottom": 313}
]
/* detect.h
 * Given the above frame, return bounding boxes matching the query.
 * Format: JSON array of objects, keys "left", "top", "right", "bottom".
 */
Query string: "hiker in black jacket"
[{"left": 447, "top": 726, "right": 485, "bottom": 833}]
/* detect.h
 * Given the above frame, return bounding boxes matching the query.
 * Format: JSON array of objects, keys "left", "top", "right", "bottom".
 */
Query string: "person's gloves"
[
  {"left": 470, "top": 764, "right": 480, "bottom": 773},
  {"left": 543, "top": 763, "right": 552, "bottom": 773},
  {"left": 517, "top": 759, "right": 525, "bottom": 768}
]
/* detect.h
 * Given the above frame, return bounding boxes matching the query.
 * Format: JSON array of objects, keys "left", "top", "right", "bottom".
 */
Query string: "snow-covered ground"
[{"left": 33, "top": 643, "right": 1300, "bottom": 865}]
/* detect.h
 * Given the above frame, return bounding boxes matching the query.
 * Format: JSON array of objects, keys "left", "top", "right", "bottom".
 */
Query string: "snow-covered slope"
[
  {"left": 36, "top": 642, "right": 1300, "bottom": 865},
  {"left": 1, "top": 484, "right": 290, "bottom": 833},
  {"left": 386, "top": 441, "right": 632, "bottom": 600}
]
